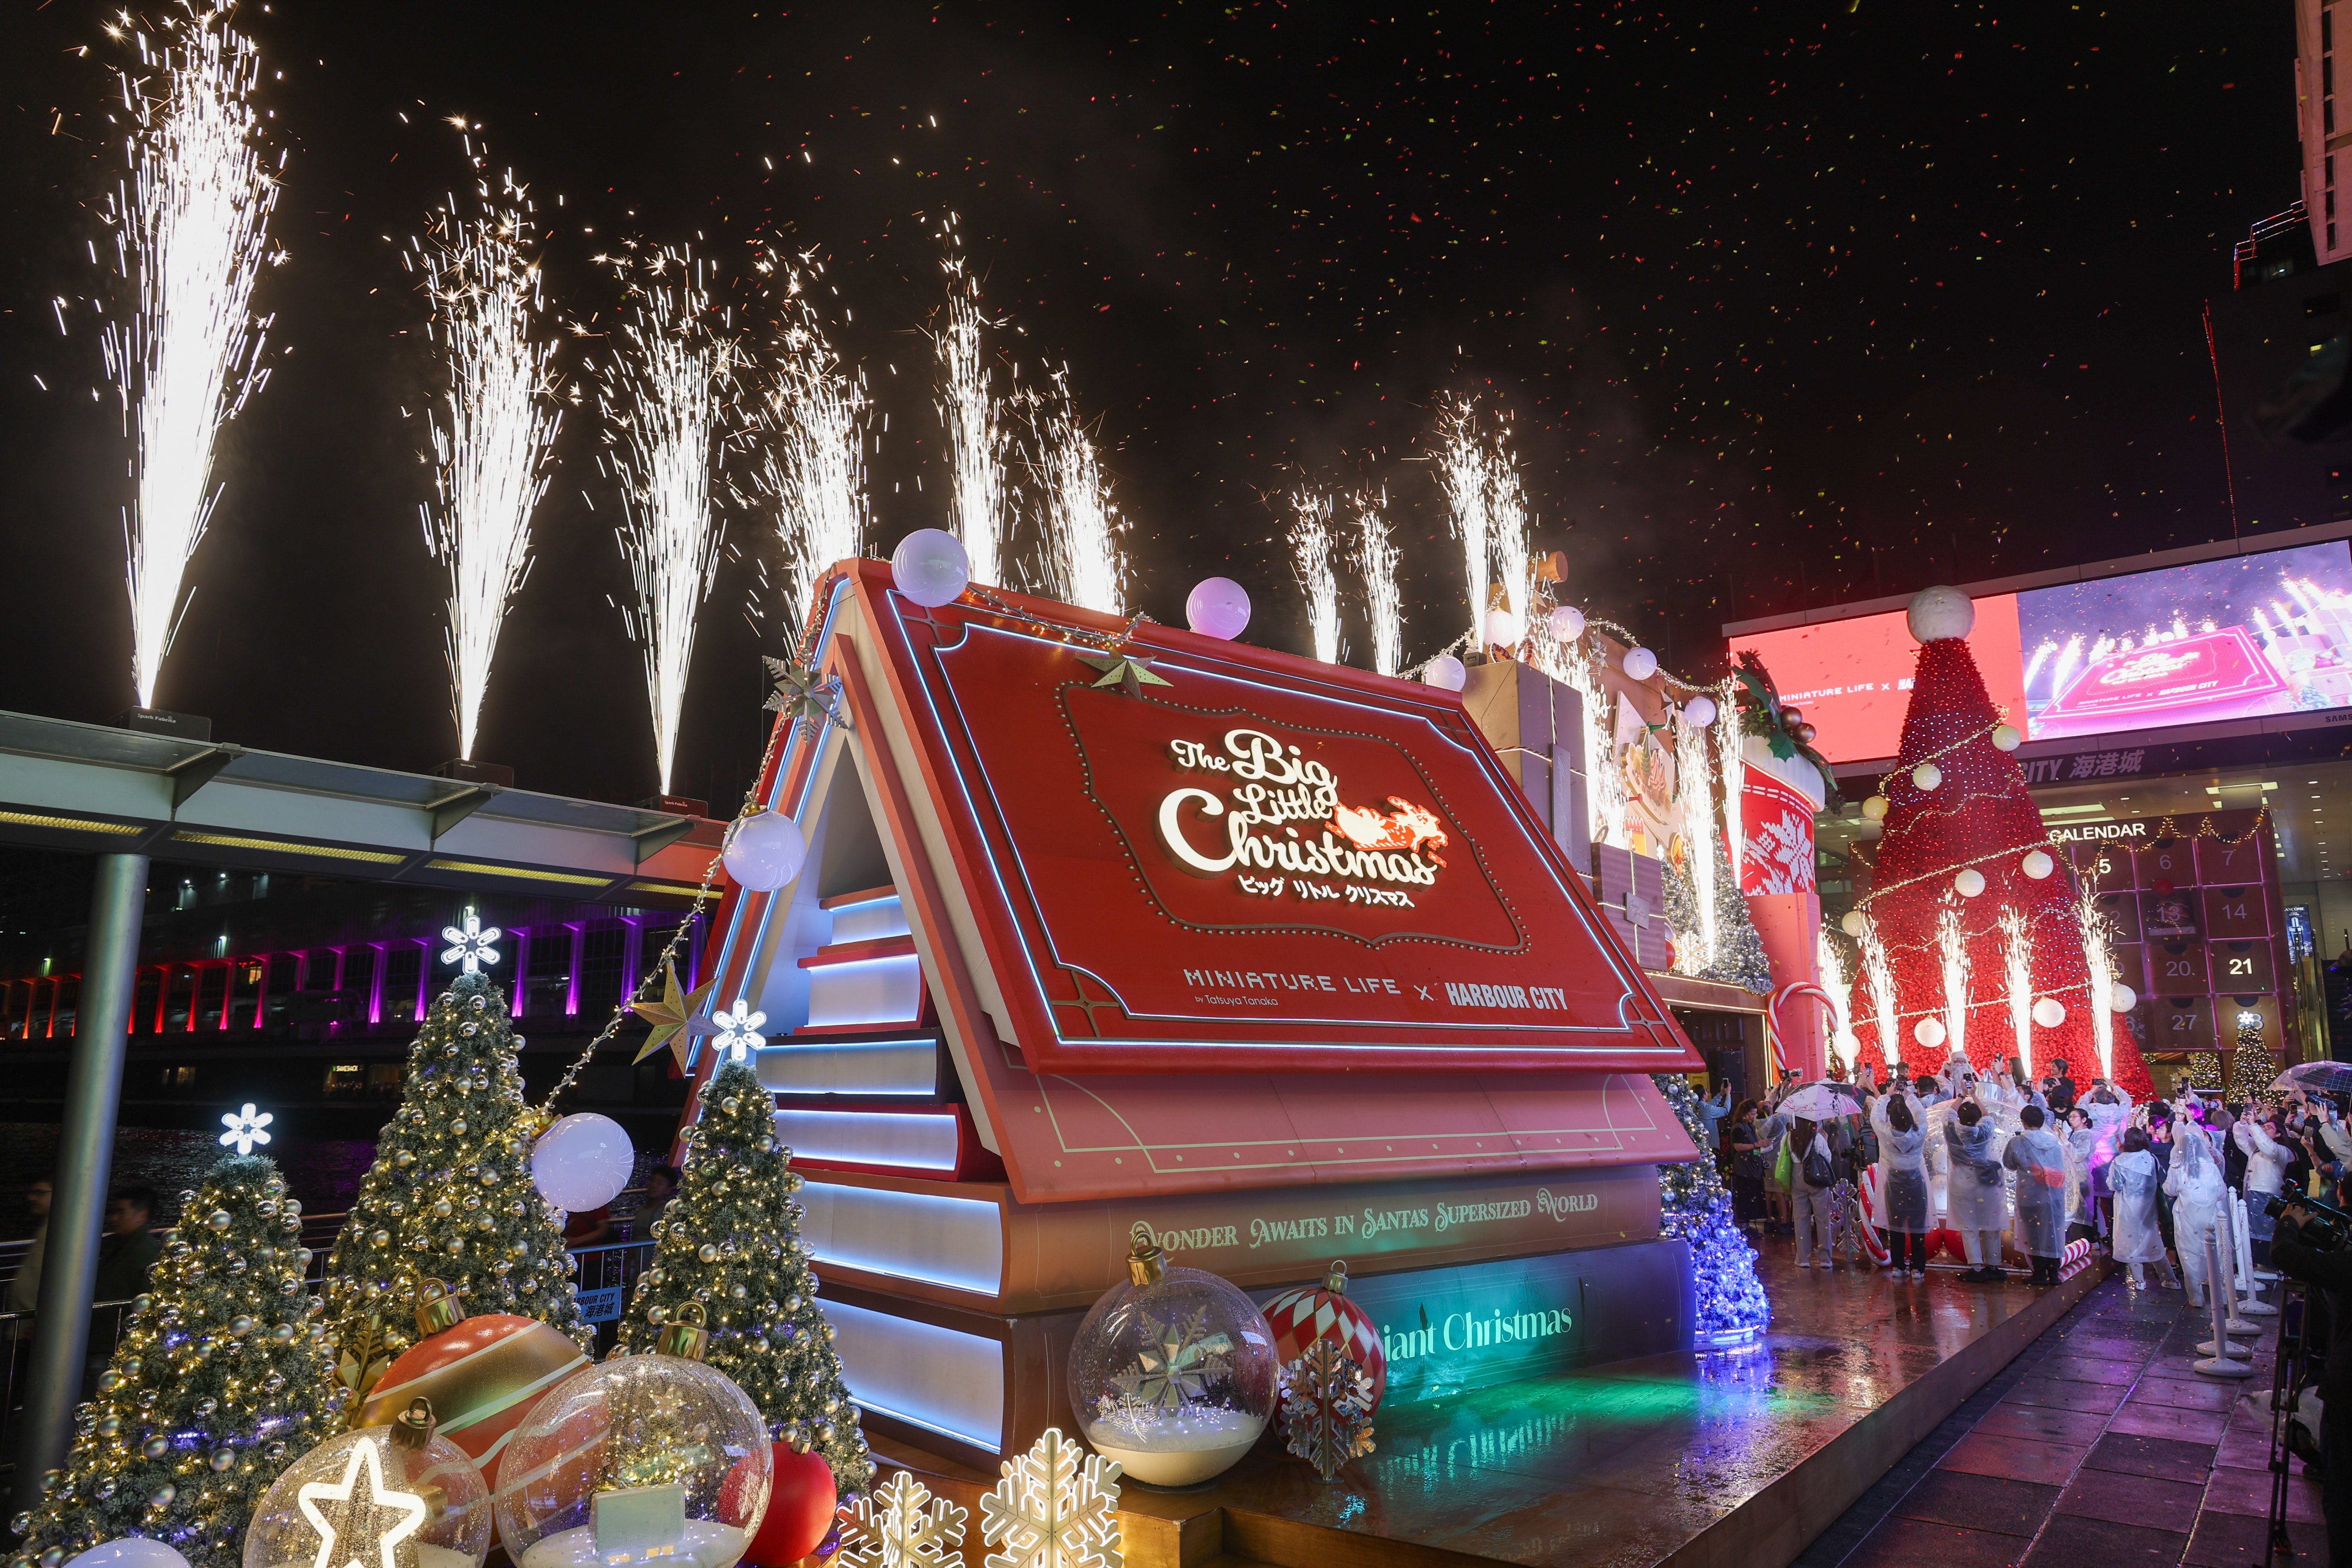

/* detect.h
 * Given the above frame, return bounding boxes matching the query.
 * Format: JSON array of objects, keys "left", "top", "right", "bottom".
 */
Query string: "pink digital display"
[{"left": 1731, "top": 540, "right": 2352, "bottom": 764}]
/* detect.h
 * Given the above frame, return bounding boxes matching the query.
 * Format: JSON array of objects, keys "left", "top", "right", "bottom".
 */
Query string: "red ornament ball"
[
  {"left": 358, "top": 1312, "right": 589, "bottom": 1487},
  {"left": 1260, "top": 1261, "right": 1387, "bottom": 1408},
  {"left": 743, "top": 1443, "right": 839, "bottom": 1567}
]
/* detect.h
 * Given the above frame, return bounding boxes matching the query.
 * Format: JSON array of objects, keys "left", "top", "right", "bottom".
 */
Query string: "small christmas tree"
[
  {"left": 8, "top": 1156, "right": 331, "bottom": 1568},
  {"left": 1652, "top": 1075, "right": 1770, "bottom": 1345},
  {"left": 1846, "top": 590, "right": 2156, "bottom": 1098},
  {"left": 322, "top": 971, "right": 589, "bottom": 1369},
  {"left": 618, "top": 1059, "right": 874, "bottom": 1494},
  {"left": 2227, "top": 1010, "right": 2278, "bottom": 1102}
]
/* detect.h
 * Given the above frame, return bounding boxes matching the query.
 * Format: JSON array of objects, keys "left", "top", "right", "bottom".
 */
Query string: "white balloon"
[
  {"left": 2021, "top": 849, "right": 2055, "bottom": 879},
  {"left": 1990, "top": 724, "right": 2021, "bottom": 752},
  {"left": 1621, "top": 646, "right": 1659, "bottom": 681},
  {"left": 1911, "top": 762, "right": 1942, "bottom": 791},
  {"left": 1953, "top": 868, "right": 1986, "bottom": 898},
  {"left": 1422, "top": 653, "right": 1467, "bottom": 692},
  {"left": 1185, "top": 577, "right": 1252, "bottom": 639},
  {"left": 2032, "top": 997, "right": 2067, "bottom": 1029},
  {"left": 1839, "top": 909, "right": 1867, "bottom": 937},
  {"left": 2110, "top": 983, "right": 2138, "bottom": 1013},
  {"left": 1906, "top": 585, "right": 1975, "bottom": 643},
  {"left": 532, "top": 1113, "right": 635, "bottom": 1212},
  {"left": 1683, "top": 695, "right": 1718, "bottom": 728},
  {"left": 889, "top": 528, "right": 971, "bottom": 607},
  {"left": 1484, "top": 608, "right": 1523, "bottom": 647},
  {"left": 1548, "top": 605, "right": 1586, "bottom": 642},
  {"left": 1913, "top": 1017, "right": 1948, "bottom": 1049},
  {"left": 1860, "top": 794, "right": 1890, "bottom": 821},
  {"left": 67, "top": 1544, "right": 188, "bottom": 1568},
  {"left": 721, "top": 808, "right": 807, "bottom": 893}
]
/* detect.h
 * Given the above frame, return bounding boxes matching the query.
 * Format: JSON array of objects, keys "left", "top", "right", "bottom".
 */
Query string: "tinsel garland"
[{"left": 1652, "top": 1074, "right": 1770, "bottom": 1345}]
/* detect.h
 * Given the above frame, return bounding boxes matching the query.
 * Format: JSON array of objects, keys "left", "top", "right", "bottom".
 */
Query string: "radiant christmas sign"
[{"left": 835, "top": 566, "right": 1694, "bottom": 1075}]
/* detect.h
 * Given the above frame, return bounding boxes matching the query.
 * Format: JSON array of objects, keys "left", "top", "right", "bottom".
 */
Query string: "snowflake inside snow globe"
[
  {"left": 1065, "top": 1223, "right": 1278, "bottom": 1486},
  {"left": 491, "top": 1305, "right": 770, "bottom": 1568}
]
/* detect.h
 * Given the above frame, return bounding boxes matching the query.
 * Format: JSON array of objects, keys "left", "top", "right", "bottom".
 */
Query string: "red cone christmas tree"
[{"left": 1847, "top": 588, "right": 2154, "bottom": 1099}]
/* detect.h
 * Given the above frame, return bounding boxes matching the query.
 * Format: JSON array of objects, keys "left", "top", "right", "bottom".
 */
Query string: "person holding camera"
[{"left": 2271, "top": 1193, "right": 2352, "bottom": 1564}]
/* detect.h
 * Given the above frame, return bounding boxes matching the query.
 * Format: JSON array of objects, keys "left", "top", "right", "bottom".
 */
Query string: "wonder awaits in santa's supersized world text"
[{"left": 1843, "top": 587, "right": 2155, "bottom": 1099}]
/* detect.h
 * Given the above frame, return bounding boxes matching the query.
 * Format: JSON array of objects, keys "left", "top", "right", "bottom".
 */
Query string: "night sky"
[{"left": 0, "top": 3, "right": 2299, "bottom": 813}]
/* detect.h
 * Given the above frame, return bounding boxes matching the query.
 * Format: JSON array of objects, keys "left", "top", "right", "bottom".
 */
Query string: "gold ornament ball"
[{"left": 1860, "top": 794, "right": 1889, "bottom": 821}]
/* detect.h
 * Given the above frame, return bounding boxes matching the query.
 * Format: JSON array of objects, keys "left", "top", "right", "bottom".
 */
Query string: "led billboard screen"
[{"left": 1731, "top": 540, "right": 2352, "bottom": 763}]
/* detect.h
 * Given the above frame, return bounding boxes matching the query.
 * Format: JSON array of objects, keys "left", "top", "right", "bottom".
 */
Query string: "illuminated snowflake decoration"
[
  {"left": 710, "top": 997, "right": 768, "bottom": 1064},
  {"left": 836, "top": 1470, "right": 967, "bottom": 1568},
  {"left": 217, "top": 1102, "right": 273, "bottom": 1155},
  {"left": 1111, "top": 1307, "right": 1231, "bottom": 1413},
  {"left": 438, "top": 910, "right": 501, "bottom": 973},
  {"left": 980, "top": 1426, "right": 1123, "bottom": 1568}
]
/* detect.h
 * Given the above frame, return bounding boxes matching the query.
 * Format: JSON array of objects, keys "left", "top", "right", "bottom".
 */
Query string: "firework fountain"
[
  {"left": 1029, "top": 370, "right": 1127, "bottom": 614},
  {"left": 1857, "top": 917, "right": 1902, "bottom": 1070},
  {"left": 412, "top": 146, "right": 560, "bottom": 761},
  {"left": 2000, "top": 906, "right": 2036, "bottom": 1076},
  {"left": 1486, "top": 422, "right": 1531, "bottom": 641},
  {"left": 1817, "top": 930, "right": 1858, "bottom": 1072},
  {"left": 934, "top": 225, "right": 1006, "bottom": 589},
  {"left": 753, "top": 257, "right": 870, "bottom": 628},
  {"left": 2079, "top": 887, "right": 2118, "bottom": 1078},
  {"left": 1435, "top": 399, "right": 1490, "bottom": 648},
  {"left": 103, "top": 4, "right": 284, "bottom": 709},
  {"left": 1289, "top": 491, "right": 1342, "bottom": 662},
  {"left": 1675, "top": 720, "right": 1720, "bottom": 973},
  {"left": 1937, "top": 903, "right": 1972, "bottom": 1066},
  {"left": 599, "top": 244, "right": 735, "bottom": 794},
  {"left": 1354, "top": 489, "right": 1403, "bottom": 678}
]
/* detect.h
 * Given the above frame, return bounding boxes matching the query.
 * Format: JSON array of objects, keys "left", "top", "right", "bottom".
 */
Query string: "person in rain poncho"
[
  {"left": 2237, "top": 1110, "right": 2293, "bottom": 1266},
  {"left": 2109, "top": 1125, "right": 2180, "bottom": 1290},
  {"left": 1874, "top": 1089, "right": 1932, "bottom": 1279},
  {"left": 2163, "top": 1119, "right": 2229, "bottom": 1307},
  {"left": 2061, "top": 1106, "right": 2099, "bottom": 1242},
  {"left": 2082, "top": 1080, "right": 2134, "bottom": 1241},
  {"left": 2002, "top": 1104, "right": 2069, "bottom": 1286},
  {"left": 1787, "top": 1115, "right": 1837, "bottom": 1268},
  {"left": 1947, "top": 1101, "right": 2011, "bottom": 1282}
]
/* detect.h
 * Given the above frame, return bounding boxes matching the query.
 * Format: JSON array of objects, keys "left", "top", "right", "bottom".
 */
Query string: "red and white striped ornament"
[{"left": 1261, "top": 1261, "right": 1387, "bottom": 1409}]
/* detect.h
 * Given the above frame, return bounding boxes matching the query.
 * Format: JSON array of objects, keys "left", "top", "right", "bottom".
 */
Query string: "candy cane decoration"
[{"left": 1769, "top": 981, "right": 1841, "bottom": 1075}]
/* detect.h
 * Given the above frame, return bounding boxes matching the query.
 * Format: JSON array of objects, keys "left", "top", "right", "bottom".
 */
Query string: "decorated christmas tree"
[
  {"left": 322, "top": 969, "right": 589, "bottom": 1371},
  {"left": 1652, "top": 1074, "right": 1770, "bottom": 1346},
  {"left": 8, "top": 1156, "right": 331, "bottom": 1568},
  {"left": 2226, "top": 1009, "right": 2278, "bottom": 1102},
  {"left": 617, "top": 1059, "right": 875, "bottom": 1494},
  {"left": 1844, "top": 589, "right": 2155, "bottom": 1099}
]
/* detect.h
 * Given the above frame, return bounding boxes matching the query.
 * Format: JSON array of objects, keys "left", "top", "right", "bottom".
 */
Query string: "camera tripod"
[{"left": 2264, "top": 1280, "right": 2309, "bottom": 1568}]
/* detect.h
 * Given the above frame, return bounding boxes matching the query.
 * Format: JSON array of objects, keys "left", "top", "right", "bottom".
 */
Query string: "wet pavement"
[
  {"left": 1794, "top": 1270, "right": 2323, "bottom": 1567},
  {"left": 883, "top": 1243, "right": 2114, "bottom": 1566}
]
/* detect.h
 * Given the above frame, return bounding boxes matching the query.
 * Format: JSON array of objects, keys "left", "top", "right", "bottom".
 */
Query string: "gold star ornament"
[
  {"left": 631, "top": 960, "right": 720, "bottom": 1069},
  {"left": 1079, "top": 649, "right": 1171, "bottom": 697}
]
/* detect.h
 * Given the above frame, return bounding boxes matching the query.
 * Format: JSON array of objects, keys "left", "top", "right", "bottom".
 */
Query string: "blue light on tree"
[{"left": 1653, "top": 1074, "right": 1770, "bottom": 1349}]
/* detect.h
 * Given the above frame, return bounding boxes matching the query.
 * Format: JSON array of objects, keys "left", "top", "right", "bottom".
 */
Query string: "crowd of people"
[{"left": 1708, "top": 1054, "right": 2352, "bottom": 1292}]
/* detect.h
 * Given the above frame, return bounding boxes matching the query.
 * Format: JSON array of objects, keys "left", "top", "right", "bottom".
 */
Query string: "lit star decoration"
[
  {"left": 218, "top": 1101, "right": 273, "bottom": 1154},
  {"left": 1077, "top": 649, "right": 1169, "bottom": 698},
  {"left": 979, "top": 1426, "right": 1123, "bottom": 1568},
  {"left": 630, "top": 958, "right": 720, "bottom": 1069},
  {"left": 710, "top": 998, "right": 767, "bottom": 1064},
  {"left": 439, "top": 910, "right": 501, "bottom": 974},
  {"left": 296, "top": 1436, "right": 428, "bottom": 1568}
]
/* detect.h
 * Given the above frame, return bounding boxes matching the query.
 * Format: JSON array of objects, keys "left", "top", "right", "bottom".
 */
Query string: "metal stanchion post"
[
  {"left": 2195, "top": 1229, "right": 2255, "bottom": 1377},
  {"left": 10, "top": 853, "right": 147, "bottom": 1504}
]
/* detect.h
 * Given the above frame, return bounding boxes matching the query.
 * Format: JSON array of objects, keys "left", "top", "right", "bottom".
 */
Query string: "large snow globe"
[
  {"left": 491, "top": 1306, "right": 770, "bottom": 1568},
  {"left": 1065, "top": 1223, "right": 1278, "bottom": 1486}
]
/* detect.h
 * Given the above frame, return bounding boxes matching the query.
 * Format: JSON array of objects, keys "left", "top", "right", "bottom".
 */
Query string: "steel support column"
[{"left": 14, "top": 852, "right": 148, "bottom": 1499}]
